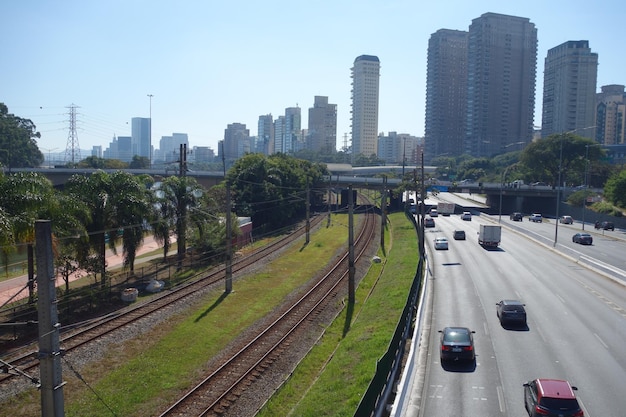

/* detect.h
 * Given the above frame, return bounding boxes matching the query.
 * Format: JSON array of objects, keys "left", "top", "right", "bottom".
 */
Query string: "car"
[
  {"left": 496, "top": 299, "right": 527, "bottom": 326},
  {"left": 572, "top": 233, "right": 593, "bottom": 245},
  {"left": 429, "top": 208, "right": 439, "bottom": 217},
  {"left": 529, "top": 213, "right": 542, "bottom": 222},
  {"left": 523, "top": 378, "right": 583, "bottom": 417},
  {"left": 434, "top": 237, "right": 448, "bottom": 250},
  {"left": 439, "top": 327, "right": 475, "bottom": 363},
  {"left": 409, "top": 204, "right": 417, "bottom": 214},
  {"left": 461, "top": 211, "right": 472, "bottom": 221},
  {"left": 510, "top": 212, "right": 523, "bottom": 221},
  {"left": 424, "top": 217, "right": 435, "bottom": 228},
  {"left": 560, "top": 215, "right": 573, "bottom": 224},
  {"left": 453, "top": 230, "right": 466, "bottom": 240},
  {"left": 597, "top": 221, "right": 615, "bottom": 231}
]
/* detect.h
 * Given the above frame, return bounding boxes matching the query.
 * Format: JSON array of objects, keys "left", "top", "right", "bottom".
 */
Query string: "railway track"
[
  {"left": 0, "top": 214, "right": 325, "bottom": 389},
  {"left": 158, "top": 206, "right": 378, "bottom": 416}
]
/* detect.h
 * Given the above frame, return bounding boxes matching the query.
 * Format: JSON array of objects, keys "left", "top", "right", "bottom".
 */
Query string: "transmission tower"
[{"left": 64, "top": 104, "right": 81, "bottom": 165}]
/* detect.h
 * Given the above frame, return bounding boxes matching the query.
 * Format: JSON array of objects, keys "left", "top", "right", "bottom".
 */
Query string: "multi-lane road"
[{"left": 396, "top": 211, "right": 626, "bottom": 416}]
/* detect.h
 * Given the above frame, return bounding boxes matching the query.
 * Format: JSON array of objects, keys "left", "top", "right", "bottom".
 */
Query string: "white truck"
[
  {"left": 437, "top": 202, "right": 455, "bottom": 216},
  {"left": 478, "top": 224, "right": 501, "bottom": 247}
]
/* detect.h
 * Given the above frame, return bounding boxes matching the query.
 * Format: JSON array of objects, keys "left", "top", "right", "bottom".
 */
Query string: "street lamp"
[
  {"left": 553, "top": 126, "right": 596, "bottom": 247},
  {"left": 499, "top": 163, "right": 518, "bottom": 223},
  {"left": 148, "top": 94, "right": 153, "bottom": 169}
]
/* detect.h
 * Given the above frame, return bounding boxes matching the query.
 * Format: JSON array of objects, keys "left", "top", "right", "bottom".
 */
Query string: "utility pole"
[
  {"left": 348, "top": 185, "right": 355, "bottom": 304},
  {"left": 381, "top": 176, "right": 387, "bottom": 249},
  {"left": 222, "top": 143, "right": 232, "bottom": 294},
  {"left": 305, "top": 182, "right": 310, "bottom": 245},
  {"left": 36, "top": 220, "right": 66, "bottom": 417}
]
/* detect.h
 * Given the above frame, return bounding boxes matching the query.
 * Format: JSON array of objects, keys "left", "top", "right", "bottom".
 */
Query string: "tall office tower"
[
  {"left": 274, "top": 107, "right": 301, "bottom": 154},
  {"left": 542, "top": 41, "right": 598, "bottom": 139},
  {"left": 466, "top": 13, "right": 537, "bottom": 157},
  {"left": 223, "top": 123, "right": 250, "bottom": 163},
  {"left": 424, "top": 29, "right": 468, "bottom": 163},
  {"left": 351, "top": 55, "right": 380, "bottom": 161},
  {"left": 596, "top": 84, "right": 626, "bottom": 145},
  {"left": 131, "top": 117, "right": 151, "bottom": 159},
  {"left": 308, "top": 96, "right": 337, "bottom": 153},
  {"left": 258, "top": 114, "right": 274, "bottom": 155}
]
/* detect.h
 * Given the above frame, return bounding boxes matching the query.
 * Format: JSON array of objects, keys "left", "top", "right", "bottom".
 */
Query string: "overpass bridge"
[{"left": 11, "top": 167, "right": 572, "bottom": 217}]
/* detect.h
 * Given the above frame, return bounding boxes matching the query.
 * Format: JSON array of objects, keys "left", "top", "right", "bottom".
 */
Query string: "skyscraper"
[
  {"left": 425, "top": 29, "right": 468, "bottom": 163},
  {"left": 131, "top": 117, "right": 151, "bottom": 159},
  {"left": 308, "top": 96, "right": 337, "bottom": 154},
  {"left": 257, "top": 114, "right": 274, "bottom": 155},
  {"left": 351, "top": 55, "right": 380, "bottom": 161},
  {"left": 223, "top": 123, "right": 250, "bottom": 163},
  {"left": 273, "top": 107, "right": 301, "bottom": 154},
  {"left": 465, "top": 13, "right": 537, "bottom": 157},
  {"left": 596, "top": 84, "right": 626, "bottom": 145},
  {"left": 542, "top": 41, "right": 598, "bottom": 139}
]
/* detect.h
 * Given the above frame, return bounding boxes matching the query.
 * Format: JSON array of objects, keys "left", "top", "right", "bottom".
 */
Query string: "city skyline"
[{"left": 2, "top": 1, "right": 625, "bottom": 156}]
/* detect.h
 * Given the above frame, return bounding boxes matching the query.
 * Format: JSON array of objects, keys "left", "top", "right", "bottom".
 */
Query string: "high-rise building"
[
  {"left": 596, "top": 84, "right": 626, "bottom": 145},
  {"left": 131, "top": 117, "right": 151, "bottom": 159},
  {"left": 424, "top": 29, "right": 468, "bottom": 163},
  {"left": 465, "top": 13, "right": 537, "bottom": 157},
  {"left": 308, "top": 96, "right": 337, "bottom": 154},
  {"left": 257, "top": 114, "right": 274, "bottom": 155},
  {"left": 542, "top": 41, "right": 598, "bottom": 139},
  {"left": 223, "top": 123, "right": 250, "bottom": 163},
  {"left": 377, "top": 132, "right": 421, "bottom": 166},
  {"left": 273, "top": 107, "right": 301, "bottom": 154},
  {"left": 351, "top": 55, "right": 380, "bottom": 161}
]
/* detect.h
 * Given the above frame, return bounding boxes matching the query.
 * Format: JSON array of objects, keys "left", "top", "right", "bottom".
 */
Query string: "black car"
[
  {"left": 572, "top": 233, "right": 593, "bottom": 245},
  {"left": 453, "top": 230, "right": 466, "bottom": 240},
  {"left": 438, "top": 327, "right": 475, "bottom": 362},
  {"left": 424, "top": 217, "right": 435, "bottom": 228},
  {"left": 523, "top": 378, "right": 583, "bottom": 417},
  {"left": 600, "top": 221, "right": 615, "bottom": 231},
  {"left": 510, "top": 212, "right": 523, "bottom": 221},
  {"left": 496, "top": 300, "right": 527, "bottom": 326}
]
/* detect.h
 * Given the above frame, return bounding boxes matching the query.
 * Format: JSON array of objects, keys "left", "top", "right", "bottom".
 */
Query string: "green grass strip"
[{"left": 258, "top": 212, "right": 417, "bottom": 417}]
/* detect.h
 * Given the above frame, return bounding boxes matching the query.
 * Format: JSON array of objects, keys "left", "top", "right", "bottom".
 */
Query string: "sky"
[{"left": 2, "top": 0, "right": 625, "bottom": 158}]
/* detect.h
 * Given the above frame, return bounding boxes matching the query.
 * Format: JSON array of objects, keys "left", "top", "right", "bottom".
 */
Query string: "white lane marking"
[
  {"left": 556, "top": 293, "right": 566, "bottom": 304},
  {"left": 497, "top": 385, "right": 506, "bottom": 413},
  {"left": 594, "top": 332, "right": 609, "bottom": 349}
]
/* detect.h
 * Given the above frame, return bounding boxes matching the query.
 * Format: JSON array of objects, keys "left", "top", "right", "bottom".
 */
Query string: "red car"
[{"left": 523, "top": 379, "right": 583, "bottom": 416}]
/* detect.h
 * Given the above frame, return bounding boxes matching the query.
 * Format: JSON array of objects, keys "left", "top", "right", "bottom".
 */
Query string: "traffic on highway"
[{"left": 393, "top": 203, "right": 626, "bottom": 417}]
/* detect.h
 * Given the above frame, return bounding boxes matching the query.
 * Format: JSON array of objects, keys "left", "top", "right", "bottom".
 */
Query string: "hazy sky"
[{"left": 2, "top": 0, "right": 625, "bottom": 156}]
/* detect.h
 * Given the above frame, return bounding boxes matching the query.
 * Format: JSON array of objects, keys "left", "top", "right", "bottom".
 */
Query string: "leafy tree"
[
  {"left": 0, "top": 103, "right": 44, "bottom": 168},
  {"left": 227, "top": 153, "right": 328, "bottom": 232},
  {"left": 519, "top": 134, "right": 604, "bottom": 186},
  {"left": 64, "top": 170, "right": 153, "bottom": 286},
  {"left": 352, "top": 153, "right": 385, "bottom": 167},
  {"left": 155, "top": 175, "right": 203, "bottom": 266},
  {"left": 77, "top": 156, "right": 129, "bottom": 169},
  {"left": 604, "top": 170, "right": 626, "bottom": 208},
  {"left": 129, "top": 155, "right": 150, "bottom": 169}
]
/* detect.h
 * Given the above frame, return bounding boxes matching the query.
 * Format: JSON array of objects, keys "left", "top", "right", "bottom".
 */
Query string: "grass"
[
  {"left": 0, "top": 214, "right": 363, "bottom": 416},
  {"left": 258, "top": 212, "right": 418, "bottom": 416}
]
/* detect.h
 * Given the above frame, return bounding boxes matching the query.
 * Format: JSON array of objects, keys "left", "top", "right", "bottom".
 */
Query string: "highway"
[{"left": 401, "top": 212, "right": 626, "bottom": 416}]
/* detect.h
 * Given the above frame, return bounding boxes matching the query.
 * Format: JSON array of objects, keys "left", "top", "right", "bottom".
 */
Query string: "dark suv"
[
  {"left": 510, "top": 212, "right": 523, "bottom": 221},
  {"left": 523, "top": 379, "right": 583, "bottom": 416}
]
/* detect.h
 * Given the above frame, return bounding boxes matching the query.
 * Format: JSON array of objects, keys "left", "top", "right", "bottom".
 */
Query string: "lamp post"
[
  {"left": 553, "top": 126, "right": 596, "bottom": 247},
  {"left": 499, "top": 163, "right": 518, "bottom": 223},
  {"left": 147, "top": 94, "right": 153, "bottom": 168}
]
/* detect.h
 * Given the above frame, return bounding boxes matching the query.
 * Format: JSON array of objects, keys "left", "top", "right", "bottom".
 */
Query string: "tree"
[
  {"left": 64, "top": 170, "right": 153, "bottom": 286},
  {"left": 77, "top": 156, "right": 129, "bottom": 169},
  {"left": 519, "top": 134, "right": 605, "bottom": 186},
  {"left": 227, "top": 153, "right": 328, "bottom": 232},
  {"left": 155, "top": 175, "right": 203, "bottom": 267},
  {"left": 0, "top": 103, "right": 44, "bottom": 168},
  {"left": 604, "top": 170, "right": 626, "bottom": 208},
  {"left": 129, "top": 155, "right": 150, "bottom": 169}
]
